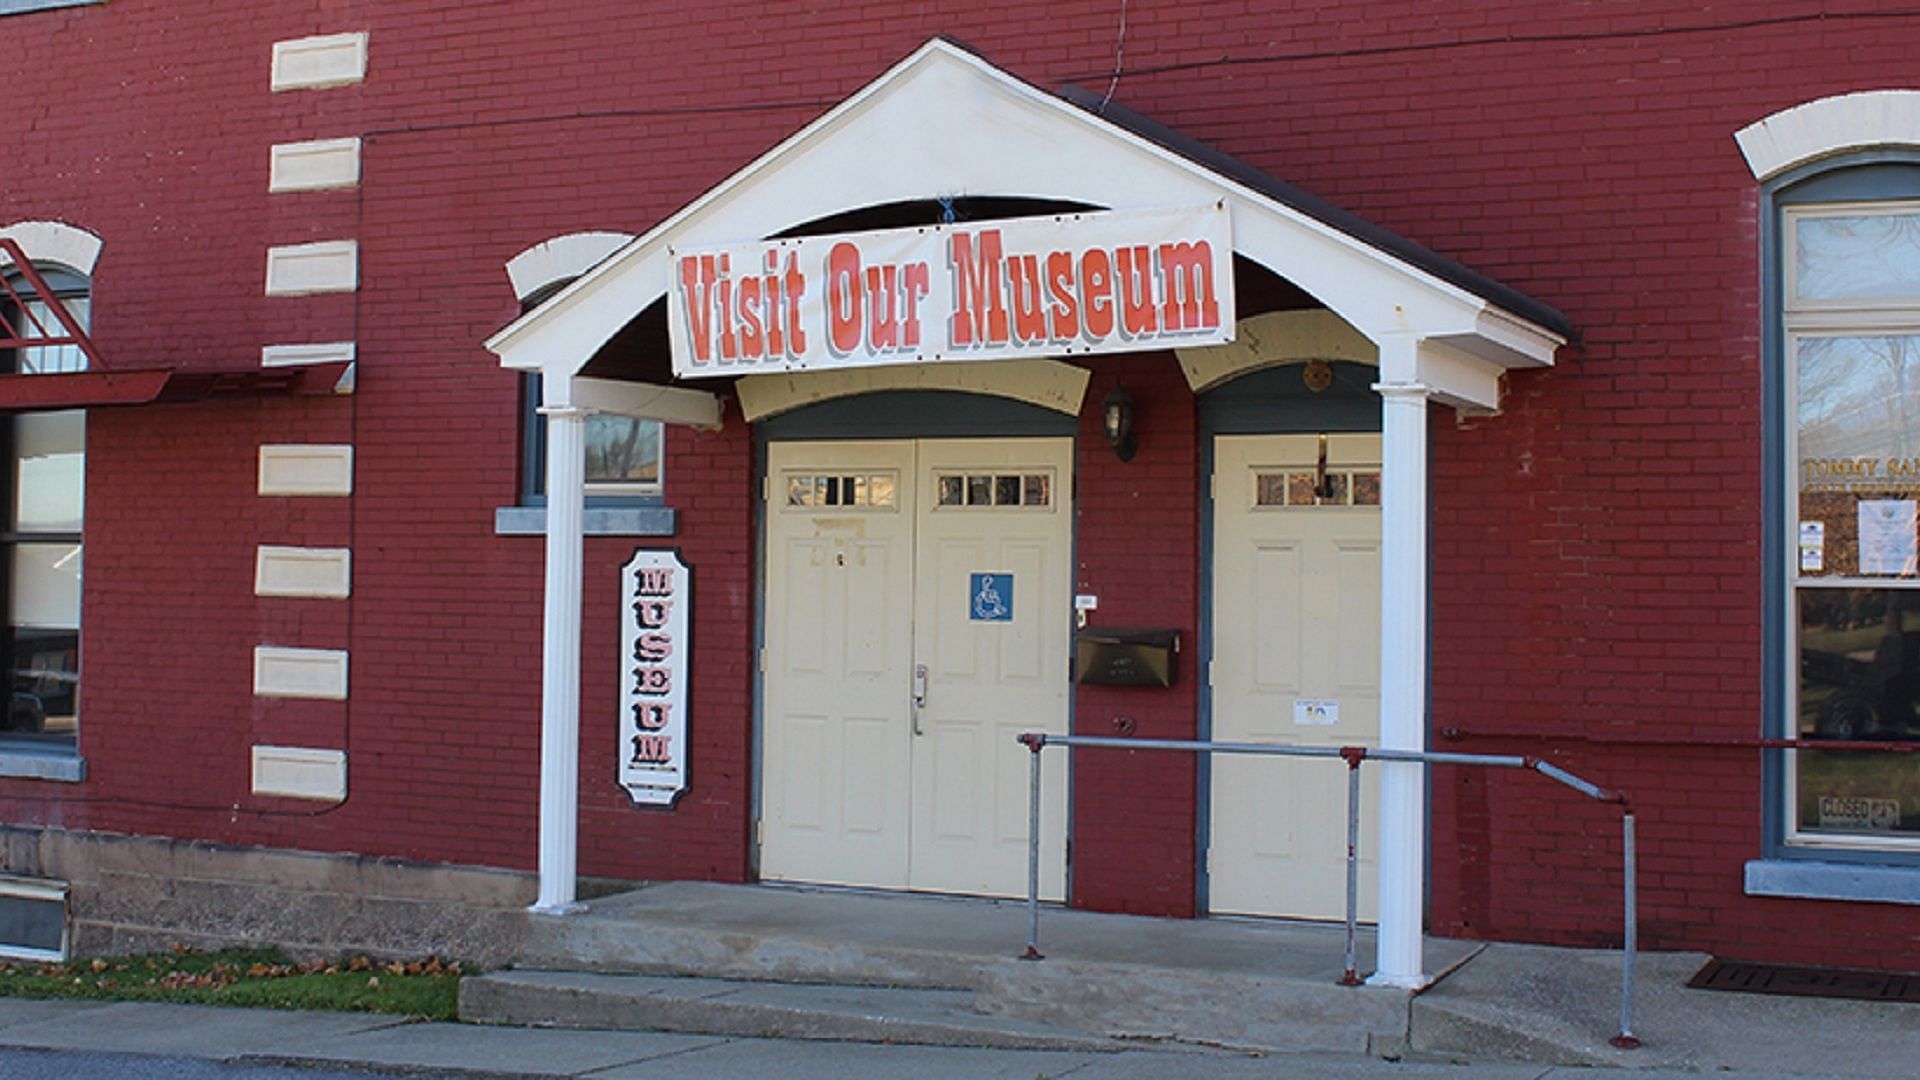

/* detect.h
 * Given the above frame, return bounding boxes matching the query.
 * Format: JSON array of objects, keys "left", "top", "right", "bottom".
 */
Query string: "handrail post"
[
  {"left": 1339, "top": 746, "right": 1366, "bottom": 985},
  {"left": 1019, "top": 732, "right": 1045, "bottom": 961},
  {"left": 1610, "top": 810, "right": 1640, "bottom": 1049}
]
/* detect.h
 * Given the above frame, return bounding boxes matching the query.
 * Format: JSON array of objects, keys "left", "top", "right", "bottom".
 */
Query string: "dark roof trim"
[{"left": 1055, "top": 85, "right": 1572, "bottom": 338}]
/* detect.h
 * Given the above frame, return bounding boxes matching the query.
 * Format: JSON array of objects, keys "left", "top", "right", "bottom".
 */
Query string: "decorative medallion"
[{"left": 1303, "top": 359, "right": 1334, "bottom": 393}]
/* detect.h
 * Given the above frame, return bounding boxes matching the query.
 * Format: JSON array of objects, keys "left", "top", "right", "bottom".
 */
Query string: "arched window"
[
  {"left": 1742, "top": 90, "right": 1920, "bottom": 892},
  {"left": 0, "top": 261, "right": 88, "bottom": 750}
]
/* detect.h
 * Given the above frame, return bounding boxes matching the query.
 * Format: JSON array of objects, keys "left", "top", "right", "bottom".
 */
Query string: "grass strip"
[{"left": 0, "top": 946, "right": 465, "bottom": 1020}]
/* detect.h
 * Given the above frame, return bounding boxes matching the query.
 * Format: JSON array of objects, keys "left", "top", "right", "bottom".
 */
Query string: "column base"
[
  {"left": 528, "top": 900, "right": 587, "bottom": 916},
  {"left": 1365, "top": 970, "right": 1431, "bottom": 991}
]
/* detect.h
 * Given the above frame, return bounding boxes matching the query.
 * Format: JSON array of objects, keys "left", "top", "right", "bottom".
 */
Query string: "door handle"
[{"left": 911, "top": 663, "right": 928, "bottom": 736}]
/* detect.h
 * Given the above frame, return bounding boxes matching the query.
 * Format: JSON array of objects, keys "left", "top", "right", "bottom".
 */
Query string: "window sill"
[
  {"left": 494, "top": 506, "right": 677, "bottom": 537},
  {"left": 0, "top": 747, "right": 84, "bottom": 782},
  {"left": 1745, "top": 858, "right": 1920, "bottom": 905}
]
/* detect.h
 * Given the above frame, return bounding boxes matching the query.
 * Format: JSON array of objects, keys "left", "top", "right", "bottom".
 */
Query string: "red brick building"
[{"left": 2, "top": 0, "right": 1918, "bottom": 977}]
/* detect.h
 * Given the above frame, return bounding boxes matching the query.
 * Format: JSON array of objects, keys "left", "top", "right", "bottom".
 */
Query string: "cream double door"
[
  {"left": 1210, "top": 434, "right": 1383, "bottom": 919},
  {"left": 761, "top": 438, "right": 1070, "bottom": 899}
]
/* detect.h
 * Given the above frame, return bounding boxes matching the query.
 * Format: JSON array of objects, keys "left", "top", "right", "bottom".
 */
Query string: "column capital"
[
  {"left": 1370, "top": 381, "right": 1432, "bottom": 401},
  {"left": 537, "top": 405, "right": 591, "bottom": 419}
]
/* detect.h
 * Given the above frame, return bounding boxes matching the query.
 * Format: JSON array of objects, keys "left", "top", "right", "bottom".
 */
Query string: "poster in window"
[{"left": 1857, "top": 499, "right": 1919, "bottom": 577}]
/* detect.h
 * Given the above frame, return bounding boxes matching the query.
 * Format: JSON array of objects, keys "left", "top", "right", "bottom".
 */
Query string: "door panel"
[
  {"left": 1210, "top": 434, "right": 1382, "bottom": 919},
  {"left": 909, "top": 438, "right": 1070, "bottom": 899},
  {"left": 761, "top": 441, "right": 917, "bottom": 888}
]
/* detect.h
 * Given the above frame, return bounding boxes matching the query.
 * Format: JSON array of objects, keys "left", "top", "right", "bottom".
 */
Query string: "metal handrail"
[{"left": 1014, "top": 731, "right": 1642, "bottom": 1051}]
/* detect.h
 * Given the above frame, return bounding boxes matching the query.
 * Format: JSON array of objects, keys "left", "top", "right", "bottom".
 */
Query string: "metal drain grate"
[{"left": 1689, "top": 958, "right": 1920, "bottom": 1003}]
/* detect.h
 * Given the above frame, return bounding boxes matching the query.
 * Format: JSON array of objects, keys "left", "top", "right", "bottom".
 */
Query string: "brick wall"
[
  {"left": 1070, "top": 357, "right": 1200, "bottom": 917},
  {"left": 5, "top": 0, "right": 1920, "bottom": 968}
]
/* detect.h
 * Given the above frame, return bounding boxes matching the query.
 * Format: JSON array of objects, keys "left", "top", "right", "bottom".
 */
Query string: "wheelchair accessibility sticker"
[{"left": 970, "top": 573, "right": 1013, "bottom": 622}]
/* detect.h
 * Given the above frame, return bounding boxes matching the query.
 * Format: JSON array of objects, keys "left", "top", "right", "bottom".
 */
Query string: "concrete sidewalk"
[
  {"left": 1413, "top": 943, "right": 1920, "bottom": 1076},
  {"left": 0, "top": 996, "right": 1867, "bottom": 1078}
]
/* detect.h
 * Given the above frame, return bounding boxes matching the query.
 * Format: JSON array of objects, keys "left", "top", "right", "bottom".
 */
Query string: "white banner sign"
[
  {"left": 668, "top": 203, "right": 1235, "bottom": 378},
  {"left": 619, "top": 549, "right": 690, "bottom": 807}
]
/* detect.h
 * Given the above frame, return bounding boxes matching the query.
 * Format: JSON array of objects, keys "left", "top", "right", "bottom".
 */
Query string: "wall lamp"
[{"left": 1103, "top": 384, "right": 1137, "bottom": 462}]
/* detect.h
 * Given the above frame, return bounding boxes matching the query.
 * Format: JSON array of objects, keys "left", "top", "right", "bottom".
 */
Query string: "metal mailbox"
[{"left": 1074, "top": 628, "right": 1179, "bottom": 687}]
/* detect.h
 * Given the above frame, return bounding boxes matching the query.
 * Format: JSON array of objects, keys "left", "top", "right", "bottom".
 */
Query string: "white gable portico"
[{"left": 486, "top": 37, "right": 1566, "bottom": 989}]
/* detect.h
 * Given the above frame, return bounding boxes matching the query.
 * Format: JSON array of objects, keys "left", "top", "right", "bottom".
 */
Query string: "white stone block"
[
  {"left": 253, "top": 647, "right": 349, "bottom": 700},
  {"left": 270, "top": 32, "right": 369, "bottom": 92},
  {"left": 268, "top": 138, "right": 362, "bottom": 192},
  {"left": 251, "top": 746, "right": 347, "bottom": 801},
  {"left": 255, "top": 546, "right": 351, "bottom": 599},
  {"left": 0, "top": 221, "right": 102, "bottom": 275},
  {"left": 1736, "top": 90, "right": 1920, "bottom": 180},
  {"left": 260, "top": 342, "right": 356, "bottom": 368},
  {"left": 265, "top": 241, "right": 358, "bottom": 296},
  {"left": 506, "top": 232, "right": 634, "bottom": 301},
  {"left": 258, "top": 445, "right": 353, "bottom": 497}
]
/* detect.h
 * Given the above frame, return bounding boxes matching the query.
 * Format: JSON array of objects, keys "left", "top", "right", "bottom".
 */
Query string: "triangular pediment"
[{"left": 488, "top": 38, "right": 1562, "bottom": 404}]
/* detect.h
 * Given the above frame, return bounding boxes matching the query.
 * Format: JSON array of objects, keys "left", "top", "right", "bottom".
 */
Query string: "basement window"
[{"left": 0, "top": 875, "right": 67, "bottom": 961}]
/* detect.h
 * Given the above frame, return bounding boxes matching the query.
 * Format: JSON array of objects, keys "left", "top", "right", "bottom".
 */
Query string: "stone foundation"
[{"left": 0, "top": 827, "right": 536, "bottom": 965}]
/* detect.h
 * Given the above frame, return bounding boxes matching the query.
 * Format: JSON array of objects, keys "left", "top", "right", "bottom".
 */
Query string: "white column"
[
  {"left": 1370, "top": 378, "right": 1431, "bottom": 988},
  {"left": 534, "top": 403, "right": 588, "bottom": 913}
]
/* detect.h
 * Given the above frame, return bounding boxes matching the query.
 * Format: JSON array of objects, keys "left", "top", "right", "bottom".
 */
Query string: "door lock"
[{"left": 911, "top": 663, "right": 928, "bottom": 736}]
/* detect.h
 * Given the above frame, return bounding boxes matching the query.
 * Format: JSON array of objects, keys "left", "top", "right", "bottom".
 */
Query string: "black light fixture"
[{"left": 1103, "top": 384, "right": 1137, "bottom": 462}]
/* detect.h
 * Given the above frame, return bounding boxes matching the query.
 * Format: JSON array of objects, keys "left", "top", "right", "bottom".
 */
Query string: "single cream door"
[
  {"left": 761, "top": 438, "right": 1070, "bottom": 900},
  {"left": 1209, "top": 434, "right": 1383, "bottom": 919},
  {"left": 761, "top": 441, "right": 918, "bottom": 888},
  {"left": 909, "top": 439, "right": 1070, "bottom": 899}
]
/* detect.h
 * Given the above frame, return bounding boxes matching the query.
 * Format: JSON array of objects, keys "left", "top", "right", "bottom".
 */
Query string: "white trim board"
[{"left": 735, "top": 358, "right": 1091, "bottom": 422}]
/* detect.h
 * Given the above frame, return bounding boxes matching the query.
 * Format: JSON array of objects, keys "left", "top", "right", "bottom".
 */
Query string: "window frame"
[
  {"left": 0, "top": 264, "right": 88, "bottom": 759},
  {"left": 516, "top": 371, "right": 667, "bottom": 508},
  {"left": 1764, "top": 152, "right": 1920, "bottom": 865}
]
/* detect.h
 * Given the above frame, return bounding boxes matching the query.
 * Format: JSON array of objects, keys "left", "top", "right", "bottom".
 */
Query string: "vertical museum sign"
[{"left": 620, "top": 549, "right": 690, "bottom": 806}]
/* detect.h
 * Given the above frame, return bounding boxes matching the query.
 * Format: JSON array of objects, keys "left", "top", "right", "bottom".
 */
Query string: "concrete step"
[
  {"left": 458, "top": 969, "right": 1137, "bottom": 1053},
  {"left": 503, "top": 883, "right": 1453, "bottom": 1054}
]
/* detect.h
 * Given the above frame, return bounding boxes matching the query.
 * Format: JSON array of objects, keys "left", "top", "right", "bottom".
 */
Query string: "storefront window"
[{"left": 1785, "top": 197, "right": 1920, "bottom": 849}]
